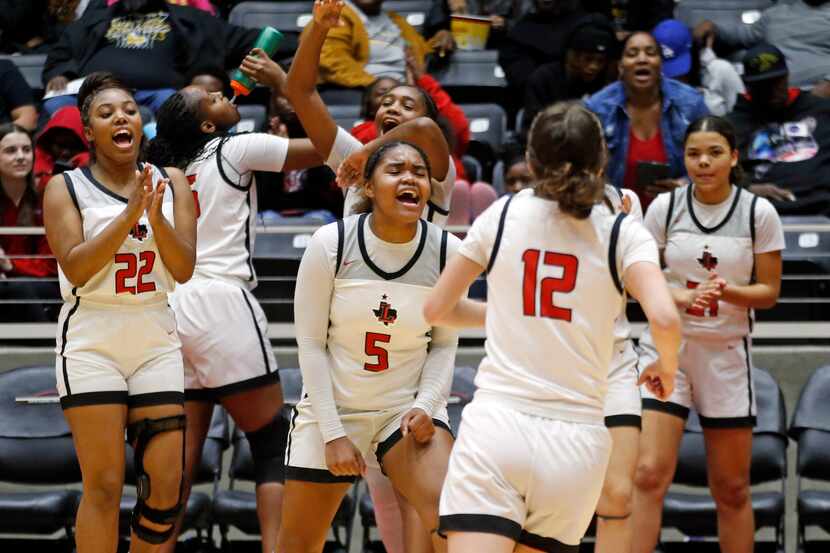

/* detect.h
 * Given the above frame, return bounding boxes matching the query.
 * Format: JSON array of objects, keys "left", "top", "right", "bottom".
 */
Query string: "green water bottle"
[{"left": 230, "top": 26, "right": 284, "bottom": 98}]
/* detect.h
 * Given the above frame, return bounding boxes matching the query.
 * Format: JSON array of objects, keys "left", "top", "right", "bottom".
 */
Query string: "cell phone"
[{"left": 636, "top": 161, "right": 671, "bottom": 188}]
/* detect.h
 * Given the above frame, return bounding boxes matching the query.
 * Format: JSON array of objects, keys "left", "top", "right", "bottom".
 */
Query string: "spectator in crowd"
[
  {"left": 653, "top": 19, "right": 744, "bottom": 117},
  {"left": 33, "top": 106, "right": 89, "bottom": 193},
  {"left": 424, "top": 0, "right": 528, "bottom": 49},
  {"left": 41, "top": 0, "right": 262, "bottom": 115},
  {"left": 0, "top": 123, "right": 57, "bottom": 322},
  {"left": 351, "top": 49, "right": 471, "bottom": 177},
  {"left": 0, "top": 0, "right": 93, "bottom": 54},
  {"left": 498, "top": 0, "right": 591, "bottom": 95},
  {"left": 522, "top": 14, "right": 617, "bottom": 138},
  {"left": 186, "top": 66, "right": 232, "bottom": 97},
  {"left": 727, "top": 44, "right": 830, "bottom": 217},
  {"left": 693, "top": 0, "right": 830, "bottom": 88},
  {"left": 585, "top": 31, "right": 708, "bottom": 209},
  {"left": 0, "top": 61, "right": 38, "bottom": 131},
  {"left": 605, "top": 0, "right": 674, "bottom": 38},
  {"left": 310, "top": 0, "right": 454, "bottom": 88},
  {"left": 502, "top": 149, "right": 531, "bottom": 194}
]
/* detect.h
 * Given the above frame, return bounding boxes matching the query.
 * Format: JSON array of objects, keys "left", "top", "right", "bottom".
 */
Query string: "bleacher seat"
[
  {"left": 236, "top": 104, "right": 267, "bottom": 133},
  {"left": 674, "top": 0, "right": 775, "bottom": 62},
  {"left": 329, "top": 104, "right": 363, "bottom": 131},
  {"left": 432, "top": 50, "right": 506, "bottom": 104},
  {"left": 462, "top": 103, "right": 507, "bottom": 151},
  {"left": 491, "top": 160, "right": 506, "bottom": 196},
  {"left": 229, "top": 1, "right": 313, "bottom": 34},
  {"left": 789, "top": 364, "right": 830, "bottom": 550},
  {"left": 461, "top": 155, "right": 482, "bottom": 182},
  {"left": 661, "top": 368, "right": 787, "bottom": 550},
  {"left": 0, "top": 365, "right": 82, "bottom": 543},
  {"left": 0, "top": 54, "right": 47, "bottom": 90},
  {"left": 119, "top": 405, "right": 230, "bottom": 543},
  {"left": 384, "top": 0, "right": 431, "bottom": 32}
]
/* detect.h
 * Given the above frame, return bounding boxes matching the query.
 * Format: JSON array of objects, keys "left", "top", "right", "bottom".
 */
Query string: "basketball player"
[
  {"left": 423, "top": 102, "right": 682, "bottom": 553},
  {"left": 42, "top": 72, "right": 197, "bottom": 553},
  {"left": 283, "top": 1, "right": 458, "bottom": 549},
  {"left": 632, "top": 116, "right": 784, "bottom": 553},
  {"left": 281, "top": 141, "right": 458, "bottom": 553},
  {"left": 284, "top": 0, "right": 455, "bottom": 226},
  {"left": 145, "top": 57, "right": 321, "bottom": 553}
]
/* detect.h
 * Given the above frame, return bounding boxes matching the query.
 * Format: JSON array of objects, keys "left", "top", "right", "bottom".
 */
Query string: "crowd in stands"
[{"left": 2, "top": 0, "right": 830, "bottom": 313}]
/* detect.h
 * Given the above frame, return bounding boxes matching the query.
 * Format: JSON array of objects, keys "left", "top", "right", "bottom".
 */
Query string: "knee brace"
[
  {"left": 127, "top": 414, "right": 186, "bottom": 545},
  {"left": 244, "top": 412, "right": 289, "bottom": 485}
]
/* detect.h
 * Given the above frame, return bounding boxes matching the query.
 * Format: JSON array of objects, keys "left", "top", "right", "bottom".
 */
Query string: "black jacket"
[
  {"left": 728, "top": 91, "right": 830, "bottom": 217},
  {"left": 42, "top": 2, "right": 262, "bottom": 87}
]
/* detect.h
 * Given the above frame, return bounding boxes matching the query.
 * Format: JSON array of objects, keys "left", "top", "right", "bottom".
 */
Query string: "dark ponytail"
[{"left": 144, "top": 91, "right": 217, "bottom": 170}]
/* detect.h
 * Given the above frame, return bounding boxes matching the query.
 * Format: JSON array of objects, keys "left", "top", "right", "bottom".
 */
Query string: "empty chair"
[
  {"left": 0, "top": 365, "right": 82, "bottom": 543},
  {"left": 460, "top": 104, "right": 506, "bottom": 152},
  {"left": 789, "top": 364, "right": 830, "bottom": 551},
  {"left": 236, "top": 104, "right": 267, "bottom": 133},
  {"left": 119, "top": 406, "right": 230, "bottom": 544},
  {"left": 432, "top": 50, "right": 507, "bottom": 104},
  {"left": 229, "top": 2, "right": 313, "bottom": 34},
  {"left": 328, "top": 104, "right": 363, "bottom": 131},
  {"left": 661, "top": 367, "right": 788, "bottom": 550},
  {"left": 0, "top": 54, "right": 47, "bottom": 90}
]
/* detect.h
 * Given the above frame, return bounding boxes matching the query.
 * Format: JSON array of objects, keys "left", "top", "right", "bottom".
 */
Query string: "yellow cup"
[{"left": 450, "top": 14, "right": 492, "bottom": 51}]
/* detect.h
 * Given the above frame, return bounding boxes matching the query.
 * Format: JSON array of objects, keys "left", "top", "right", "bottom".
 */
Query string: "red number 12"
[{"left": 521, "top": 249, "right": 578, "bottom": 322}]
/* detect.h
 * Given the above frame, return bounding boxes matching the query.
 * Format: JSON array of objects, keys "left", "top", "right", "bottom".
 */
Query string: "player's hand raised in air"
[
  {"left": 325, "top": 436, "right": 366, "bottom": 477},
  {"left": 401, "top": 408, "right": 435, "bottom": 444},
  {"left": 313, "top": 0, "right": 345, "bottom": 30},
  {"left": 638, "top": 357, "right": 676, "bottom": 401},
  {"left": 125, "top": 165, "right": 154, "bottom": 224}
]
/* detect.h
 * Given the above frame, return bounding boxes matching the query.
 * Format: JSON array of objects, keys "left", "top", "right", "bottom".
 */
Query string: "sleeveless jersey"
[
  {"left": 326, "top": 213, "right": 452, "bottom": 412},
  {"left": 660, "top": 184, "right": 759, "bottom": 340},
  {"left": 58, "top": 164, "right": 176, "bottom": 306},
  {"left": 461, "top": 189, "right": 656, "bottom": 424},
  {"left": 184, "top": 135, "right": 288, "bottom": 288}
]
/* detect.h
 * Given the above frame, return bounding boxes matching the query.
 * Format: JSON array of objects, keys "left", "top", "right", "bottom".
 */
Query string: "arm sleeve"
[
  {"left": 621, "top": 188, "right": 644, "bottom": 221},
  {"left": 457, "top": 196, "right": 504, "bottom": 268},
  {"left": 752, "top": 197, "right": 786, "bottom": 254},
  {"left": 417, "top": 74, "right": 470, "bottom": 157},
  {"left": 618, "top": 217, "right": 661, "bottom": 280},
  {"left": 412, "top": 234, "right": 462, "bottom": 415},
  {"left": 293, "top": 225, "right": 347, "bottom": 442},
  {"left": 325, "top": 126, "right": 362, "bottom": 172},
  {"left": 222, "top": 133, "right": 289, "bottom": 174},
  {"left": 643, "top": 192, "right": 669, "bottom": 249}
]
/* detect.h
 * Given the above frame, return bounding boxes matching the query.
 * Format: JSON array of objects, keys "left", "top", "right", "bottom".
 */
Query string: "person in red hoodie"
[
  {"left": 0, "top": 123, "right": 58, "bottom": 321},
  {"left": 34, "top": 106, "right": 89, "bottom": 193}
]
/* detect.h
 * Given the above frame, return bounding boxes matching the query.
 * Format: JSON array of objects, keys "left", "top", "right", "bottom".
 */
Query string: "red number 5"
[
  {"left": 115, "top": 252, "right": 157, "bottom": 295},
  {"left": 522, "top": 249, "right": 579, "bottom": 322},
  {"left": 364, "top": 332, "right": 391, "bottom": 372}
]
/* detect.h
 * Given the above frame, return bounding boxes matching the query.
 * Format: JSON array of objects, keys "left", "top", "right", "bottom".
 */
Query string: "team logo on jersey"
[
  {"left": 130, "top": 222, "right": 149, "bottom": 242},
  {"left": 697, "top": 246, "right": 718, "bottom": 271},
  {"left": 372, "top": 295, "right": 398, "bottom": 326}
]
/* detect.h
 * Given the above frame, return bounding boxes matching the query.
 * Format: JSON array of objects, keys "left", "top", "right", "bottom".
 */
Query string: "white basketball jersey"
[
  {"left": 462, "top": 189, "right": 655, "bottom": 424},
  {"left": 58, "top": 165, "right": 176, "bottom": 306},
  {"left": 325, "top": 214, "right": 452, "bottom": 412},
  {"left": 661, "top": 185, "right": 759, "bottom": 340},
  {"left": 184, "top": 135, "right": 287, "bottom": 288}
]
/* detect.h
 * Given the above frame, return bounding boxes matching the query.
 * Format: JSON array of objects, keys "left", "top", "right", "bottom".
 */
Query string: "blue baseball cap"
[{"left": 653, "top": 19, "right": 692, "bottom": 79}]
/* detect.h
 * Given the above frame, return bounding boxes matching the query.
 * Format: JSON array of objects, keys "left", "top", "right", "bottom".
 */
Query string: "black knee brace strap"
[
  {"left": 127, "top": 414, "right": 186, "bottom": 544},
  {"left": 245, "top": 412, "right": 289, "bottom": 485}
]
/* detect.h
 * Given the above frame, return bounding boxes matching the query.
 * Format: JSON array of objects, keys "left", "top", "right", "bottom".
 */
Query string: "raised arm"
[
  {"left": 423, "top": 254, "right": 486, "bottom": 328},
  {"left": 283, "top": 0, "right": 345, "bottom": 160}
]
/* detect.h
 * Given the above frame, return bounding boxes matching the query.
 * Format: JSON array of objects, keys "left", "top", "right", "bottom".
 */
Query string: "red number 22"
[{"left": 115, "top": 252, "right": 157, "bottom": 295}]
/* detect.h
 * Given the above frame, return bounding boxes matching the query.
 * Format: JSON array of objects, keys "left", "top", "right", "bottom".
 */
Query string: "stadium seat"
[
  {"left": 236, "top": 104, "right": 267, "bottom": 133},
  {"left": 229, "top": 1, "right": 313, "bottom": 34},
  {"left": 0, "top": 54, "right": 47, "bottom": 90},
  {"left": 119, "top": 405, "right": 230, "bottom": 543},
  {"left": 661, "top": 368, "right": 788, "bottom": 550},
  {"left": 789, "top": 364, "right": 830, "bottom": 550},
  {"left": 461, "top": 155, "right": 483, "bottom": 183},
  {"left": 0, "top": 365, "right": 82, "bottom": 542},
  {"left": 384, "top": 0, "right": 431, "bottom": 32},
  {"left": 674, "top": 0, "right": 775, "bottom": 62},
  {"left": 213, "top": 367, "right": 355, "bottom": 550},
  {"left": 460, "top": 103, "right": 507, "bottom": 176},
  {"left": 491, "top": 160, "right": 506, "bottom": 196},
  {"left": 431, "top": 50, "right": 507, "bottom": 104},
  {"left": 329, "top": 104, "right": 363, "bottom": 131}
]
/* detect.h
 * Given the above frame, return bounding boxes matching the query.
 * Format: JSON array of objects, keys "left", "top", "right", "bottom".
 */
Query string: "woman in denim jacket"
[{"left": 585, "top": 31, "right": 708, "bottom": 210}]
